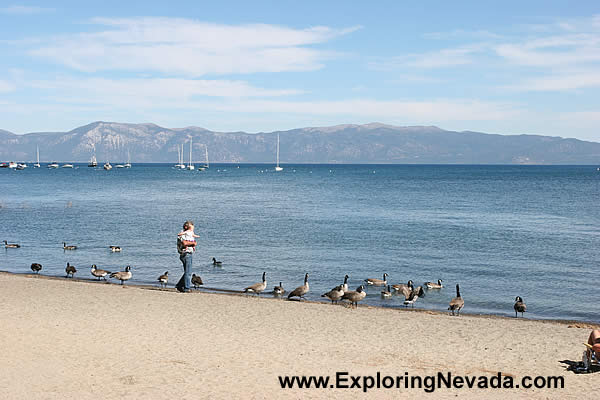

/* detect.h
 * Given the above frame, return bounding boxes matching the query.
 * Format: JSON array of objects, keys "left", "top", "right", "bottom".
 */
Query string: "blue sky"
[{"left": 1, "top": 1, "right": 600, "bottom": 141}]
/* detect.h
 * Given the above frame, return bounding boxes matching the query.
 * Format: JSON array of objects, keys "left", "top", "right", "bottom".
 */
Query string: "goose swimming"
[
  {"left": 365, "top": 273, "right": 388, "bottom": 286},
  {"left": 3, "top": 240, "right": 20, "bottom": 248},
  {"left": 63, "top": 242, "right": 77, "bottom": 250},
  {"left": 425, "top": 279, "right": 443, "bottom": 289}
]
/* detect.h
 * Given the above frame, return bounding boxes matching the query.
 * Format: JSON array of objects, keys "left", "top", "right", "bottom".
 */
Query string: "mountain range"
[{"left": 1, "top": 121, "right": 599, "bottom": 164}]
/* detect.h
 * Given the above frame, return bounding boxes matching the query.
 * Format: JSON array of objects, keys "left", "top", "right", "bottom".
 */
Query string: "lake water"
[{"left": 1, "top": 164, "right": 598, "bottom": 322}]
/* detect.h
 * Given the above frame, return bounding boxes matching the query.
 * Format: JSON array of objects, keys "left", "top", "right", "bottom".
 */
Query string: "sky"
[{"left": 1, "top": 1, "right": 599, "bottom": 141}]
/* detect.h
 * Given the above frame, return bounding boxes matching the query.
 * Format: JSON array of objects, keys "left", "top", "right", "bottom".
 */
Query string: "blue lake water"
[{"left": 1, "top": 164, "right": 598, "bottom": 322}]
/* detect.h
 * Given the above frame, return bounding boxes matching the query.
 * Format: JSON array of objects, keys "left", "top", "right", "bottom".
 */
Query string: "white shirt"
[{"left": 179, "top": 231, "right": 196, "bottom": 253}]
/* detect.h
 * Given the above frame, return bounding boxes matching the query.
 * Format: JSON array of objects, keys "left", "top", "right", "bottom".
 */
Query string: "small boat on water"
[
  {"left": 198, "top": 145, "right": 209, "bottom": 171},
  {"left": 103, "top": 162, "right": 112, "bottom": 170},
  {"left": 187, "top": 139, "right": 195, "bottom": 170},
  {"left": 174, "top": 144, "right": 185, "bottom": 169},
  {"left": 88, "top": 152, "right": 97, "bottom": 167},
  {"left": 275, "top": 133, "right": 283, "bottom": 172},
  {"left": 124, "top": 150, "right": 131, "bottom": 168},
  {"left": 47, "top": 162, "right": 59, "bottom": 169},
  {"left": 16, "top": 163, "right": 27, "bottom": 170},
  {"left": 62, "top": 163, "right": 74, "bottom": 168},
  {"left": 33, "top": 146, "right": 41, "bottom": 168}
]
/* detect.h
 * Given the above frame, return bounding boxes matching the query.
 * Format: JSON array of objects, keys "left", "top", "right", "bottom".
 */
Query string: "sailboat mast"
[
  {"left": 189, "top": 138, "right": 192, "bottom": 166},
  {"left": 36, "top": 146, "right": 39, "bottom": 163},
  {"left": 277, "top": 134, "right": 280, "bottom": 167},
  {"left": 205, "top": 145, "right": 209, "bottom": 168}
]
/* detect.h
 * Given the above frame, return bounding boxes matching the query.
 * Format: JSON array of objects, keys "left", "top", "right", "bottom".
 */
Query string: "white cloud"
[
  {"left": 370, "top": 44, "right": 486, "bottom": 70},
  {"left": 503, "top": 71, "right": 600, "bottom": 91},
  {"left": 27, "top": 18, "right": 360, "bottom": 76},
  {"left": 0, "top": 5, "right": 53, "bottom": 14},
  {"left": 0, "top": 80, "right": 16, "bottom": 92}
]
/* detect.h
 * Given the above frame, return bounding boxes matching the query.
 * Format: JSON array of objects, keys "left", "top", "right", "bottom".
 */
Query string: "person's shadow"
[{"left": 559, "top": 359, "right": 600, "bottom": 374}]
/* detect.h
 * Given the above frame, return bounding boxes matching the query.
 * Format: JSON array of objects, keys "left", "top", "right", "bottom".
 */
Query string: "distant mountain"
[{"left": 1, "top": 121, "right": 599, "bottom": 164}]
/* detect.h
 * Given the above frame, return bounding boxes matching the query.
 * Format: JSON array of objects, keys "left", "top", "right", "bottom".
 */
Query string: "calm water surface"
[{"left": 1, "top": 164, "right": 598, "bottom": 322}]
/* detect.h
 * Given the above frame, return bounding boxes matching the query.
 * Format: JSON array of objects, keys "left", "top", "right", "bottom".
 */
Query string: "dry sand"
[{"left": 0, "top": 272, "right": 597, "bottom": 399}]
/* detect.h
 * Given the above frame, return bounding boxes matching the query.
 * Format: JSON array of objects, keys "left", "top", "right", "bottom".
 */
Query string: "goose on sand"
[
  {"left": 322, "top": 285, "right": 344, "bottom": 304},
  {"left": 273, "top": 282, "right": 285, "bottom": 295},
  {"left": 63, "top": 242, "right": 77, "bottom": 250},
  {"left": 157, "top": 271, "right": 168, "bottom": 288},
  {"left": 65, "top": 262, "right": 77, "bottom": 278},
  {"left": 243, "top": 272, "right": 267, "bottom": 296},
  {"left": 425, "top": 279, "right": 443, "bottom": 289},
  {"left": 448, "top": 284, "right": 464, "bottom": 316},
  {"left": 365, "top": 273, "right": 388, "bottom": 286},
  {"left": 110, "top": 265, "right": 132, "bottom": 285},
  {"left": 3, "top": 240, "right": 20, "bottom": 248},
  {"left": 191, "top": 274, "right": 203, "bottom": 289},
  {"left": 288, "top": 273, "right": 309, "bottom": 300},
  {"left": 30, "top": 263, "right": 42, "bottom": 273},
  {"left": 514, "top": 296, "right": 526, "bottom": 318},
  {"left": 91, "top": 264, "right": 110, "bottom": 280},
  {"left": 341, "top": 285, "right": 367, "bottom": 308}
]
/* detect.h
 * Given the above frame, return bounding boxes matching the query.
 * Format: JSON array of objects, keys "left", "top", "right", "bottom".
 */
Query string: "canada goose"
[
  {"left": 425, "top": 279, "right": 443, "bottom": 289},
  {"left": 3, "top": 240, "right": 20, "bottom": 248},
  {"left": 342, "top": 285, "right": 367, "bottom": 308},
  {"left": 381, "top": 285, "right": 392, "bottom": 298},
  {"left": 288, "top": 273, "right": 310, "bottom": 300},
  {"left": 212, "top": 257, "right": 222, "bottom": 266},
  {"left": 341, "top": 274, "right": 349, "bottom": 292},
  {"left": 65, "top": 262, "right": 77, "bottom": 278},
  {"left": 365, "top": 273, "right": 388, "bottom": 286},
  {"left": 322, "top": 285, "right": 344, "bottom": 304},
  {"left": 448, "top": 284, "right": 464, "bottom": 316},
  {"left": 90, "top": 264, "right": 110, "bottom": 280},
  {"left": 403, "top": 286, "right": 425, "bottom": 307},
  {"left": 243, "top": 272, "right": 267, "bottom": 296},
  {"left": 157, "top": 271, "right": 168, "bottom": 288},
  {"left": 191, "top": 274, "right": 203, "bottom": 289},
  {"left": 392, "top": 280, "right": 414, "bottom": 298},
  {"left": 514, "top": 296, "right": 526, "bottom": 318},
  {"left": 273, "top": 282, "right": 285, "bottom": 295},
  {"left": 30, "top": 263, "right": 42, "bottom": 273},
  {"left": 110, "top": 265, "right": 132, "bottom": 285},
  {"left": 63, "top": 242, "right": 77, "bottom": 250},
  {"left": 109, "top": 246, "right": 122, "bottom": 252}
]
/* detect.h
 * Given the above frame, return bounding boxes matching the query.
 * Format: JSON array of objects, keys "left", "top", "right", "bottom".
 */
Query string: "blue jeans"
[{"left": 176, "top": 252, "right": 193, "bottom": 291}]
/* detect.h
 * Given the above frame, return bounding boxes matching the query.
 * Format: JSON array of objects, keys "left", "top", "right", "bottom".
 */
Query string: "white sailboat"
[
  {"left": 175, "top": 143, "right": 185, "bottom": 169},
  {"left": 34, "top": 146, "right": 41, "bottom": 168},
  {"left": 124, "top": 150, "right": 131, "bottom": 168},
  {"left": 275, "top": 133, "right": 283, "bottom": 172},
  {"left": 47, "top": 162, "right": 59, "bottom": 169},
  {"left": 187, "top": 139, "right": 195, "bottom": 170},
  {"left": 62, "top": 163, "right": 74, "bottom": 168},
  {"left": 198, "top": 145, "right": 209, "bottom": 171},
  {"left": 88, "top": 145, "right": 97, "bottom": 167}
]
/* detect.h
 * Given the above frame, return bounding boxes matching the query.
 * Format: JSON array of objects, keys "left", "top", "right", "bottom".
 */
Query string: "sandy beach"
[{"left": 0, "top": 272, "right": 597, "bottom": 399}]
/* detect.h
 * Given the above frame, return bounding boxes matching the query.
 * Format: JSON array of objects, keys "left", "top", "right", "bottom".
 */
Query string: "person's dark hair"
[{"left": 183, "top": 220, "right": 194, "bottom": 230}]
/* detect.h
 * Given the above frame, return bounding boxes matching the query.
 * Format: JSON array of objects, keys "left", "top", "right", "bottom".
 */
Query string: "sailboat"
[
  {"left": 88, "top": 145, "right": 97, "bottom": 167},
  {"left": 174, "top": 144, "right": 185, "bottom": 169},
  {"left": 187, "top": 139, "right": 195, "bottom": 170},
  {"left": 275, "top": 133, "right": 283, "bottom": 172},
  {"left": 33, "top": 146, "right": 41, "bottom": 168},
  {"left": 124, "top": 150, "right": 131, "bottom": 168},
  {"left": 47, "top": 162, "right": 59, "bottom": 169},
  {"left": 198, "top": 145, "right": 209, "bottom": 171}
]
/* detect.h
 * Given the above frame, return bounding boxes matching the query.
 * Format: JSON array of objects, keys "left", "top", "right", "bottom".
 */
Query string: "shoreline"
[{"left": 2, "top": 270, "right": 598, "bottom": 329}]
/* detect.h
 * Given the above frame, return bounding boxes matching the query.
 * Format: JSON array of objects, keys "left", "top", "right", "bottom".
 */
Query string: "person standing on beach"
[{"left": 175, "top": 220, "right": 199, "bottom": 293}]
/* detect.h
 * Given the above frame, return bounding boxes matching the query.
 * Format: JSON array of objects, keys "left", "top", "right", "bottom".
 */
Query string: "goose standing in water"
[
  {"left": 514, "top": 296, "right": 526, "bottom": 318},
  {"left": 365, "top": 273, "right": 388, "bottom": 286},
  {"left": 30, "top": 263, "right": 42, "bottom": 274},
  {"left": 392, "top": 280, "right": 414, "bottom": 298},
  {"left": 322, "top": 285, "right": 344, "bottom": 304},
  {"left": 3, "top": 240, "right": 20, "bottom": 248},
  {"left": 288, "top": 273, "right": 309, "bottom": 300},
  {"left": 403, "top": 286, "right": 425, "bottom": 307},
  {"left": 425, "top": 279, "right": 443, "bottom": 289},
  {"left": 65, "top": 262, "right": 77, "bottom": 278},
  {"left": 341, "top": 285, "right": 367, "bottom": 308},
  {"left": 243, "top": 272, "right": 266, "bottom": 296},
  {"left": 110, "top": 265, "right": 132, "bottom": 285},
  {"left": 63, "top": 242, "right": 77, "bottom": 250},
  {"left": 191, "top": 274, "right": 203, "bottom": 289},
  {"left": 212, "top": 257, "right": 222, "bottom": 266},
  {"left": 341, "top": 274, "right": 349, "bottom": 292},
  {"left": 109, "top": 246, "right": 122, "bottom": 252},
  {"left": 448, "top": 284, "right": 464, "bottom": 316},
  {"left": 157, "top": 271, "right": 169, "bottom": 288},
  {"left": 91, "top": 264, "right": 110, "bottom": 280},
  {"left": 381, "top": 285, "right": 393, "bottom": 298},
  {"left": 273, "top": 282, "right": 285, "bottom": 296}
]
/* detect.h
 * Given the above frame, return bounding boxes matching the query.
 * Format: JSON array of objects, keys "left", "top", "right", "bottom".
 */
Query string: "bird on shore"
[
  {"left": 404, "top": 286, "right": 425, "bottom": 307},
  {"left": 341, "top": 274, "right": 349, "bottom": 292},
  {"left": 191, "top": 274, "right": 203, "bottom": 289},
  {"left": 322, "top": 285, "right": 344, "bottom": 304},
  {"left": 342, "top": 285, "right": 367, "bottom": 308},
  {"left": 91, "top": 264, "right": 110, "bottom": 281},
  {"left": 365, "top": 273, "right": 388, "bottom": 286},
  {"left": 448, "top": 284, "right": 464, "bottom": 316},
  {"left": 3, "top": 240, "right": 20, "bottom": 248},
  {"left": 514, "top": 296, "right": 526, "bottom": 318},
  {"left": 288, "top": 273, "right": 310, "bottom": 300},
  {"left": 109, "top": 246, "right": 122, "bottom": 252},
  {"left": 63, "top": 242, "right": 77, "bottom": 250},
  {"left": 65, "top": 262, "right": 77, "bottom": 278},
  {"left": 273, "top": 282, "right": 285, "bottom": 296},
  {"left": 212, "top": 257, "right": 222, "bottom": 266},
  {"left": 392, "top": 280, "right": 414, "bottom": 298},
  {"left": 381, "top": 285, "right": 393, "bottom": 298},
  {"left": 30, "top": 263, "right": 42, "bottom": 274},
  {"left": 110, "top": 265, "right": 132, "bottom": 285},
  {"left": 157, "top": 271, "right": 168, "bottom": 288},
  {"left": 425, "top": 279, "right": 443, "bottom": 289},
  {"left": 243, "top": 272, "right": 267, "bottom": 296}
]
